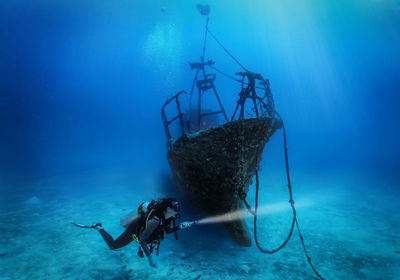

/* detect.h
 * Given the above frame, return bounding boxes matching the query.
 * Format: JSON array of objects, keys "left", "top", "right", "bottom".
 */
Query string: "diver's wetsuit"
[
  {"left": 98, "top": 220, "right": 140, "bottom": 250},
  {"left": 98, "top": 216, "right": 171, "bottom": 257}
]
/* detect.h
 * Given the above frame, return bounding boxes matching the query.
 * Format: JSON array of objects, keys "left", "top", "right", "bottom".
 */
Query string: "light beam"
[{"left": 196, "top": 199, "right": 313, "bottom": 225}]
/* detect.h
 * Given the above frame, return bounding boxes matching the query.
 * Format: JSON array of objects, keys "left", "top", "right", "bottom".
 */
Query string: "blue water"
[{"left": 0, "top": 1, "right": 399, "bottom": 279}]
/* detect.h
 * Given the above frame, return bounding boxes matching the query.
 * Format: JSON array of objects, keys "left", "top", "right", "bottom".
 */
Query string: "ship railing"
[
  {"left": 231, "top": 71, "right": 276, "bottom": 121},
  {"left": 161, "top": 90, "right": 187, "bottom": 146}
]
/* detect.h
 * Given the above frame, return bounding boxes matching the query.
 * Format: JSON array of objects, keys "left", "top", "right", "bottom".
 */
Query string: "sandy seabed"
[{"left": 0, "top": 170, "right": 399, "bottom": 280}]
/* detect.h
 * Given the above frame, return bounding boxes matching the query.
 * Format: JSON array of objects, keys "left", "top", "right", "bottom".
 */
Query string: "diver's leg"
[{"left": 97, "top": 225, "right": 135, "bottom": 250}]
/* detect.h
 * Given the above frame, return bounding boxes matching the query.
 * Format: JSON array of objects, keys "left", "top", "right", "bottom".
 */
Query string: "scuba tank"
[
  {"left": 120, "top": 198, "right": 181, "bottom": 229},
  {"left": 120, "top": 202, "right": 150, "bottom": 228}
]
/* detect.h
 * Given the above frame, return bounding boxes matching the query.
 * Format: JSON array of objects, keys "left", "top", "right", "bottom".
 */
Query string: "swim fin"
[{"left": 71, "top": 222, "right": 101, "bottom": 229}]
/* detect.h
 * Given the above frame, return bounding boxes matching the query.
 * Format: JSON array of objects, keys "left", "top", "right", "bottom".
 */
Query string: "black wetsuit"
[{"left": 98, "top": 215, "right": 176, "bottom": 257}]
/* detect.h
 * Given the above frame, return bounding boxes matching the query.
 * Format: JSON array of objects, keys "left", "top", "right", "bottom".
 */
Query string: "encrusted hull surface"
[{"left": 168, "top": 117, "right": 282, "bottom": 246}]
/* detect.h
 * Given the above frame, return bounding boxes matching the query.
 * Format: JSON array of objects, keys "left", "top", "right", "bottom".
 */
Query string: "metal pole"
[
  {"left": 198, "top": 84, "right": 202, "bottom": 130},
  {"left": 212, "top": 85, "right": 228, "bottom": 122},
  {"left": 176, "top": 97, "right": 185, "bottom": 134}
]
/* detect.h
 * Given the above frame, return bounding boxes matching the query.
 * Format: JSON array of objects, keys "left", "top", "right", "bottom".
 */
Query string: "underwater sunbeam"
[{"left": 196, "top": 199, "right": 313, "bottom": 225}]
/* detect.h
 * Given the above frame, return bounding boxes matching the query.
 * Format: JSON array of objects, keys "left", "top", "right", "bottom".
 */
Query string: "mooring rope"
[
  {"left": 253, "top": 113, "right": 324, "bottom": 280},
  {"left": 207, "top": 28, "right": 249, "bottom": 72},
  {"left": 203, "top": 17, "right": 325, "bottom": 280},
  {"left": 253, "top": 164, "right": 297, "bottom": 253},
  {"left": 238, "top": 115, "right": 324, "bottom": 279},
  {"left": 202, "top": 16, "right": 209, "bottom": 59},
  {"left": 207, "top": 64, "right": 265, "bottom": 90}
]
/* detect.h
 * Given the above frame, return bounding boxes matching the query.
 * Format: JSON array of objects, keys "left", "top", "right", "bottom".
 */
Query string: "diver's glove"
[{"left": 179, "top": 221, "right": 196, "bottom": 229}]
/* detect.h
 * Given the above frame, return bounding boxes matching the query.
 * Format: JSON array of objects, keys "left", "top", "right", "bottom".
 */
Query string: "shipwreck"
[
  {"left": 161, "top": 5, "right": 282, "bottom": 246},
  {"left": 160, "top": 5, "right": 324, "bottom": 279}
]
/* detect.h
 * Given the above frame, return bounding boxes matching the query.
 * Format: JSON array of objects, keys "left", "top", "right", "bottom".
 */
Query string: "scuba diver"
[{"left": 72, "top": 198, "right": 195, "bottom": 267}]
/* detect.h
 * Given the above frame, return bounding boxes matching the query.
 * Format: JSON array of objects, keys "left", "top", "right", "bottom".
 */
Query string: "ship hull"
[{"left": 167, "top": 117, "right": 282, "bottom": 246}]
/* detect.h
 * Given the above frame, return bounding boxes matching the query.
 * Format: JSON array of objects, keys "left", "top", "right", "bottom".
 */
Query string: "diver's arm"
[
  {"left": 139, "top": 216, "right": 160, "bottom": 266},
  {"left": 165, "top": 219, "right": 180, "bottom": 234}
]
